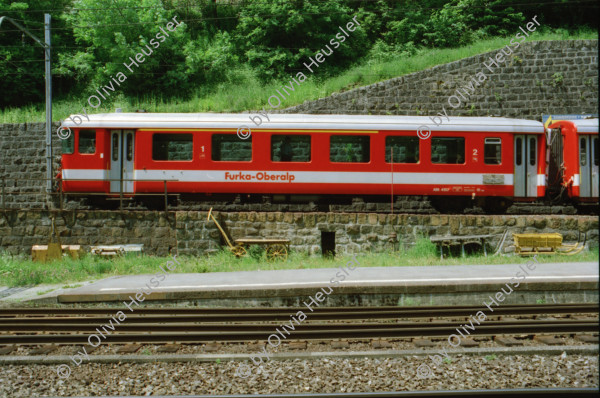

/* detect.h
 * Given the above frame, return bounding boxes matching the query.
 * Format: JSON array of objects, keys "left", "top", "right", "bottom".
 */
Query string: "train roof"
[
  {"left": 63, "top": 112, "right": 545, "bottom": 133},
  {"left": 570, "top": 118, "right": 599, "bottom": 133},
  {"left": 549, "top": 118, "right": 599, "bottom": 133}
]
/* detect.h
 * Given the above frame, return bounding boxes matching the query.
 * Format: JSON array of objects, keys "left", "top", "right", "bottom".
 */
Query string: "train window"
[
  {"left": 271, "top": 135, "right": 311, "bottom": 162},
  {"left": 431, "top": 137, "right": 465, "bottom": 164},
  {"left": 330, "top": 135, "right": 370, "bottom": 163},
  {"left": 212, "top": 134, "right": 252, "bottom": 161},
  {"left": 484, "top": 138, "right": 501, "bottom": 165},
  {"left": 126, "top": 133, "right": 133, "bottom": 161},
  {"left": 580, "top": 137, "right": 587, "bottom": 166},
  {"left": 515, "top": 137, "right": 522, "bottom": 166},
  {"left": 529, "top": 137, "right": 536, "bottom": 166},
  {"left": 594, "top": 137, "right": 599, "bottom": 166},
  {"left": 385, "top": 136, "right": 419, "bottom": 163},
  {"left": 61, "top": 132, "right": 74, "bottom": 154},
  {"left": 79, "top": 130, "right": 96, "bottom": 154},
  {"left": 112, "top": 133, "right": 119, "bottom": 161},
  {"left": 152, "top": 133, "right": 193, "bottom": 161}
]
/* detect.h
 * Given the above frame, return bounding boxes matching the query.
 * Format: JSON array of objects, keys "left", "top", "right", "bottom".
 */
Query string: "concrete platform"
[{"left": 24, "top": 260, "right": 599, "bottom": 306}]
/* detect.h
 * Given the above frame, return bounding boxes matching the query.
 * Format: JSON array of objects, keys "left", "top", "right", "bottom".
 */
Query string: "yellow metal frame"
[
  {"left": 207, "top": 207, "right": 235, "bottom": 249},
  {"left": 206, "top": 208, "right": 289, "bottom": 261},
  {"left": 513, "top": 232, "right": 586, "bottom": 256}
]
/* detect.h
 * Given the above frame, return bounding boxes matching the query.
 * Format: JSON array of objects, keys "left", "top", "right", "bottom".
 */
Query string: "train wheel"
[
  {"left": 230, "top": 245, "right": 247, "bottom": 258},
  {"left": 481, "top": 197, "right": 513, "bottom": 214},
  {"left": 266, "top": 244, "right": 288, "bottom": 262}
]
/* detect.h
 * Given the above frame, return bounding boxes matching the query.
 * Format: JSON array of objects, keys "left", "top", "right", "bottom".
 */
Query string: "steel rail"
[
  {"left": 3, "top": 312, "right": 596, "bottom": 326},
  {"left": 0, "top": 303, "right": 596, "bottom": 318},
  {"left": 0, "top": 319, "right": 596, "bottom": 333},
  {"left": 43, "top": 390, "right": 599, "bottom": 398},
  {"left": 1, "top": 321, "right": 596, "bottom": 345},
  {"left": 1, "top": 204, "right": 595, "bottom": 215},
  {"left": 2, "top": 176, "right": 596, "bottom": 215}
]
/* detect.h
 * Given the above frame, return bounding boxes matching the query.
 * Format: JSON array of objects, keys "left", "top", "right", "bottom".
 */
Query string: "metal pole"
[
  {"left": 390, "top": 147, "right": 394, "bottom": 214},
  {"left": 0, "top": 15, "right": 52, "bottom": 194},
  {"left": 1, "top": 177, "right": 5, "bottom": 212},
  {"left": 59, "top": 177, "right": 63, "bottom": 211},
  {"left": 44, "top": 14, "right": 52, "bottom": 194},
  {"left": 164, "top": 180, "right": 168, "bottom": 212}
]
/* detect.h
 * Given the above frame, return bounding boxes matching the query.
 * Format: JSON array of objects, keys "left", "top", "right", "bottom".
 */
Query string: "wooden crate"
[{"left": 32, "top": 245, "right": 82, "bottom": 262}]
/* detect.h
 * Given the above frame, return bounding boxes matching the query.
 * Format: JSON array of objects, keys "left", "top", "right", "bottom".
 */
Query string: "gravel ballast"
[{"left": 1, "top": 353, "right": 597, "bottom": 397}]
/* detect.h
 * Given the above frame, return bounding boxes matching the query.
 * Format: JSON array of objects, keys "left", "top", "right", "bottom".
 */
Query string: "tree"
[
  {"left": 0, "top": 0, "right": 73, "bottom": 107},
  {"left": 232, "top": 0, "right": 369, "bottom": 81}
]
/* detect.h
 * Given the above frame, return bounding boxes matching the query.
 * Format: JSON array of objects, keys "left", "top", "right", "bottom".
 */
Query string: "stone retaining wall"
[
  {"left": 280, "top": 40, "right": 598, "bottom": 117},
  {"left": 0, "top": 210, "right": 596, "bottom": 257},
  {"left": 0, "top": 41, "right": 597, "bottom": 209}
]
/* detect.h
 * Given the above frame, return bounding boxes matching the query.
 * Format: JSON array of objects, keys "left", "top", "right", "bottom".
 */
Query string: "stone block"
[
  {"left": 304, "top": 214, "right": 316, "bottom": 227},
  {"left": 294, "top": 213, "right": 304, "bottom": 224},
  {"left": 449, "top": 217, "right": 460, "bottom": 235},
  {"left": 564, "top": 217, "right": 578, "bottom": 230},
  {"left": 360, "top": 225, "right": 373, "bottom": 234},
  {"left": 357, "top": 213, "right": 367, "bottom": 224},
  {"left": 347, "top": 224, "right": 360, "bottom": 234}
]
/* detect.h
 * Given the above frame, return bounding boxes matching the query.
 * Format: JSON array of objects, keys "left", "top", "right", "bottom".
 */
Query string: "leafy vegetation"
[
  {"left": 0, "top": 0, "right": 597, "bottom": 118},
  {"left": 0, "top": 28, "right": 595, "bottom": 124},
  {"left": 1, "top": 241, "right": 597, "bottom": 287}
]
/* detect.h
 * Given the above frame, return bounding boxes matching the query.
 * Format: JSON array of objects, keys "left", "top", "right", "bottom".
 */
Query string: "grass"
[
  {"left": 36, "top": 288, "right": 57, "bottom": 296},
  {"left": 0, "top": 28, "right": 595, "bottom": 124},
  {"left": 0, "top": 240, "right": 597, "bottom": 287}
]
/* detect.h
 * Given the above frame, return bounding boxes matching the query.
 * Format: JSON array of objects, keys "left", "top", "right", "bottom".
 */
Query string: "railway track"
[
  {"left": 57, "top": 195, "right": 596, "bottom": 215},
  {"left": 4, "top": 192, "right": 597, "bottom": 216},
  {"left": 0, "top": 303, "right": 596, "bottom": 318},
  {"left": 1, "top": 304, "right": 597, "bottom": 346},
  {"left": 4, "top": 187, "right": 595, "bottom": 214},
  {"left": 47, "top": 389, "right": 600, "bottom": 398}
]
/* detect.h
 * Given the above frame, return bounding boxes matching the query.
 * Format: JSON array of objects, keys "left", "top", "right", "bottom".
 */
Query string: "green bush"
[
  {"left": 248, "top": 245, "right": 265, "bottom": 261},
  {"left": 408, "top": 238, "right": 438, "bottom": 258},
  {"left": 0, "top": 0, "right": 596, "bottom": 115}
]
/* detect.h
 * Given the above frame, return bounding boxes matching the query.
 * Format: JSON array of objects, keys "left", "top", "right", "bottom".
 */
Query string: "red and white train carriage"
[
  {"left": 59, "top": 113, "right": 548, "bottom": 212},
  {"left": 548, "top": 118, "right": 599, "bottom": 202}
]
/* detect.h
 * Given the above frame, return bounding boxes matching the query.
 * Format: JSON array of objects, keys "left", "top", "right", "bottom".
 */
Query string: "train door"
[
  {"left": 579, "top": 135, "right": 599, "bottom": 198},
  {"left": 514, "top": 135, "right": 538, "bottom": 197},
  {"left": 593, "top": 136, "right": 599, "bottom": 197},
  {"left": 109, "top": 130, "right": 135, "bottom": 194}
]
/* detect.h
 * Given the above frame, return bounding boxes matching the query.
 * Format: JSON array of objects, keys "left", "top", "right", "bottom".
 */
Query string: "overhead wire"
[
  {"left": 0, "top": 0, "right": 597, "bottom": 14},
  {"left": 0, "top": 0, "right": 597, "bottom": 33}
]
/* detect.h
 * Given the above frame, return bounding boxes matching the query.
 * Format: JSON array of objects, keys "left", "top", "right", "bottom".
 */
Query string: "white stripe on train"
[{"left": 60, "top": 169, "right": 550, "bottom": 186}]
